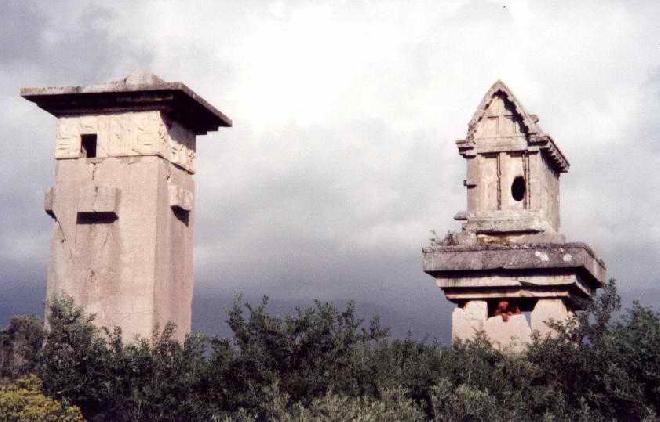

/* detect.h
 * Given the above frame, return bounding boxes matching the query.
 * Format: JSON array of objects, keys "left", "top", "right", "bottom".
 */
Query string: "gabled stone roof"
[{"left": 461, "top": 80, "right": 569, "bottom": 173}]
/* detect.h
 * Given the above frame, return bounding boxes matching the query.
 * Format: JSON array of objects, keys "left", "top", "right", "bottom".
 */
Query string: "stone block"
[
  {"left": 168, "top": 184, "right": 194, "bottom": 212},
  {"left": 53, "top": 112, "right": 197, "bottom": 173},
  {"left": 423, "top": 242, "right": 606, "bottom": 287},
  {"left": 484, "top": 314, "right": 531, "bottom": 352},
  {"left": 77, "top": 186, "right": 120, "bottom": 214},
  {"left": 452, "top": 300, "right": 487, "bottom": 341},
  {"left": 465, "top": 210, "right": 549, "bottom": 234},
  {"left": 531, "top": 298, "right": 570, "bottom": 338}
]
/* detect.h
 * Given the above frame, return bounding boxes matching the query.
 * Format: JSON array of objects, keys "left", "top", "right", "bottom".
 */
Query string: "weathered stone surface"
[
  {"left": 423, "top": 241, "right": 605, "bottom": 309},
  {"left": 46, "top": 157, "right": 195, "bottom": 340},
  {"left": 531, "top": 298, "right": 570, "bottom": 338},
  {"left": 422, "top": 81, "right": 606, "bottom": 351},
  {"left": 77, "top": 186, "right": 120, "bottom": 214},
  {"left": 23, "top": 73, "right": 230, "bottom": 342},
  {"left": 451, "top": 299, "right": 543, "bottom": 351},
  {"left": 453, "top": 81, "right": 569, "bottom": 240},
  {"left": 424, "top": 242, "right": 603, "bottom": 275},
  {"left": 168, "top": 184, "right": 194, "bottom": 212},
  {"left": 54, "top": 111, "right": 197, "bottom": 173},
  {"left": 484, "top": 314, "right": 531, "bottom": 352},
  {"left": 21, "top": 71, "right": 231, "bottom": 134},
  {"left": 452, "top": 301, "right": 487, "bottom": 341}
]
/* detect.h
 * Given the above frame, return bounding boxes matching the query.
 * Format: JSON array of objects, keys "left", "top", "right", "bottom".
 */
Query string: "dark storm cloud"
[
  {"left": 0, "top": 1, "right": 153, "bottom": 83},
  {"left": 0, "top": 2, "right": 154, "bottom": 285}
]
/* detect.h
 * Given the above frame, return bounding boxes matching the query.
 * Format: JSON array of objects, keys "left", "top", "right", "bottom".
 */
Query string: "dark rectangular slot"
[
  {"left": 81, "top": 134, "right": 97, "bottom": 158},
  {"left": 77, "top": 212, "right": 117, "bottom": 224}
]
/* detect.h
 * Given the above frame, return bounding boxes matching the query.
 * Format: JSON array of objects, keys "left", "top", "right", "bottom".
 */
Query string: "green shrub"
[
  {"left": 228, "top": 383, "right": 425, "bottom": 421},
  {"left": 0, "top": 279, "right": 657, "bottom": 421},
  {"left": 213, "top": 296, "right": 387, "bottom": 410},
  {"left": 38, "top": 296, "right": 213, "bottom": 421},
  {"left": 0, "top": 374, "right": 83, "bottom": 421},
  {"left": 286, "top": 388, "right": 425, "bottom": 421},
  {"left": 0, "top": 315, "right": 43, "bottom": 379}
]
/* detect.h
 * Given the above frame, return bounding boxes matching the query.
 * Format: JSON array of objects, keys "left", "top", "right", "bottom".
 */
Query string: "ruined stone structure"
[
  {"left": 422, "top": 81, "right": 606, "bottom": 350},
  {"left": 21, "top": 72, "right": 231, "bottom": 340}
]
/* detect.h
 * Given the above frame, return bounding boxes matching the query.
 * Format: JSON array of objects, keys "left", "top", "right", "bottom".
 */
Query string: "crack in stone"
[{"left": 54, "top": 217, "right": 74, "bottom": 260}]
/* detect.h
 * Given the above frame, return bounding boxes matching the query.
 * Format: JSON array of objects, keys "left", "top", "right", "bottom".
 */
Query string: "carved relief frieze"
[{"left": 55, "top": 111, "right": 197, "bottom": 173}]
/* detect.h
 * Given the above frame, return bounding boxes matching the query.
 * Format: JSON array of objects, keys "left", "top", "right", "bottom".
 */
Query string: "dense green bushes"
[
  {"left": 0, "top": 315, "right": 43, "bottom": 379},
  {"left": 1, "top": 280, "right": 659, "bottom": 421},
  {"left": 0, "top": 375, "right": 83, "bottom": 421}
]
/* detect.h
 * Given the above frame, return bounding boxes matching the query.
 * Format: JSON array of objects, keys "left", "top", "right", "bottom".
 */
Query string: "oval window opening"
[{"left": 511, "top": 176, "right": 526, "bottom": 201}]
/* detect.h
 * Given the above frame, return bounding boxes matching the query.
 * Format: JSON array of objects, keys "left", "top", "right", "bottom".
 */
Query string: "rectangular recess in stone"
[
  {"left": 81, "top": 134, "right": 97, "bottom": 158},
  {"left": 76, "top": 212, "right": 117, "bottom": 224}
]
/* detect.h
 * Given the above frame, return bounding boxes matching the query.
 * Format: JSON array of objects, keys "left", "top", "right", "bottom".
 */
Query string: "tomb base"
[
  {"left": 424, "top": 242, "right": 605, "bottom": 350},
  {"left": 451, "top": 298, "right": 572, "bottom": 351}
]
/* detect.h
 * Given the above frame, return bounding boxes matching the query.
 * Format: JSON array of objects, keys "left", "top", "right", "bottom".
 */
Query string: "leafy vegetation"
[
  {"left": 0, "top": 375, "right": 83, "bottom": 421},
  {"left": 0, "top": 315, "right": 43, "bottom": 379},
  {"left": 0, "top": 280, "right": 658, "bottom": 421}
]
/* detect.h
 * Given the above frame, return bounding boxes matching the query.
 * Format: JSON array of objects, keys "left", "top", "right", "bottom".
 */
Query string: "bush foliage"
[
  {"left": 1, "top": 280, "right": 659, "bottom": 421},
  {"left": 0, "top": 374, "right": 83, "bottom": 421}
]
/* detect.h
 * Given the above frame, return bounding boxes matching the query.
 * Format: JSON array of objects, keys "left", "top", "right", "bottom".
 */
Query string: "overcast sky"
[{"left": 1, "top": 0, "right": 658, "bottom": 341}]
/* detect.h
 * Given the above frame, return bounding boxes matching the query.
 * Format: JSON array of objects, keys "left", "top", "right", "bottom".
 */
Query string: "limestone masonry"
[
  {"left": 422, "top": 81, "right": 606, "bottom": 350},
  {"left": 21, "top": 72, "right": 231, "bottom": 341}
]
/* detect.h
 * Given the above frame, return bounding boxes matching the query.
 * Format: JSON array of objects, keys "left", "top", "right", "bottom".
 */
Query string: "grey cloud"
[
  {"left": 0, "top": 2, "right": 47, "bottom": 65},
  {"left": 0, "top": 1, "right": 153, "bottom": 84}
]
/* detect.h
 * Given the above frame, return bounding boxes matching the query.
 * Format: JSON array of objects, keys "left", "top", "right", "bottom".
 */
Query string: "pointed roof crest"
[
  {"left": 466, "top": 80, "right": 543, "bottom": 141},
  {"left": 460, "top": 80, "right": 569, "bottom": 173}
]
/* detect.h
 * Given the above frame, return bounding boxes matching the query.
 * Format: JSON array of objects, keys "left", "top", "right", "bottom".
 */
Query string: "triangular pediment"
[
  {"left": 456, "top": 81, "right": 570, "bottom": 173},
  {"left": 466, "top": 80, "right": 543, "bottom": 142}
]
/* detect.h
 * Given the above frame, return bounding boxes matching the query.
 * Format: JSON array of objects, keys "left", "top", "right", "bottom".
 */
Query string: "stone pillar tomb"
[
  {"left": 422, "top": 81, "right": 606, "bottom": 350},
  {"left": 21, "top": 72, "right": 231, "bottom": 340}
]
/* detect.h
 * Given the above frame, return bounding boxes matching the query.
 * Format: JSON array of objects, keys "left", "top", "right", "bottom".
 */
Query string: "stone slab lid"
[
  {"left": 20, "top": 71, "right": 232, "bottom": 135},
  {"left": 422, "top": 242, "right": 606, "bottom": 288}
]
